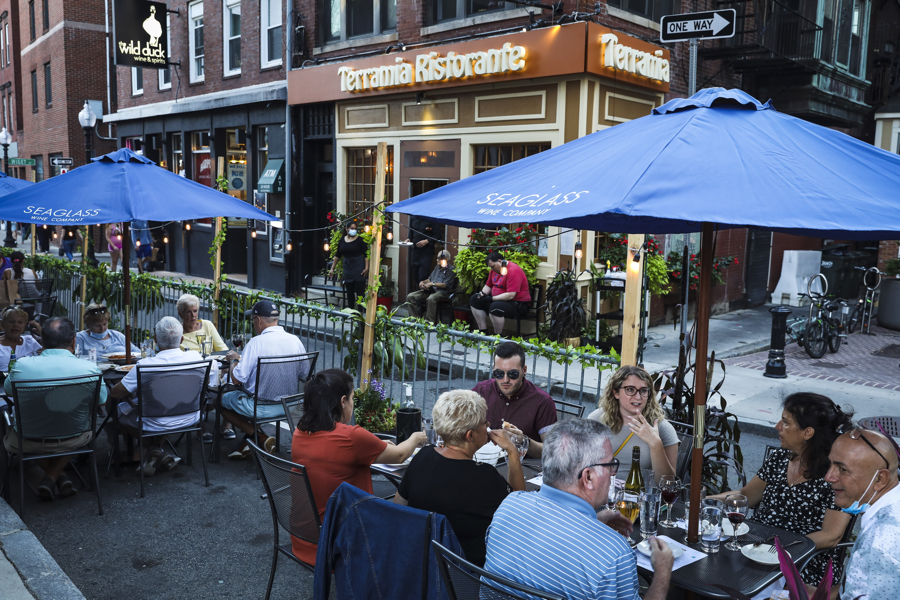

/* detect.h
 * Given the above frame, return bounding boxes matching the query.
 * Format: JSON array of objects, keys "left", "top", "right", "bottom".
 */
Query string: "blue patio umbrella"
[
  {"left": 0, "top": 170, "right": 35, "bottom": 195},
  {"left": 386, "top": 87, "right": 900, "bottom": 545},
  {"left": 386, "top": 88, "right": 900, "bottom": 241},
  {"left": 0, "top": 148, "right": 277, "bottom": 362}
]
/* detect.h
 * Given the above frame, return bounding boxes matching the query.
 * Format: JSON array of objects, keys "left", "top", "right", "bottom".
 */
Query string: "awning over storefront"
[{"left": 258, "top": 159, "right": 284, "bottom": 193}]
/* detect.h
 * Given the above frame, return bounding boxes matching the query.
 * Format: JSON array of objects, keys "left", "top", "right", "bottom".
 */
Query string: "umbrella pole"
[
  {"left": 359, "top": 142, "right": 387, "bottom": 393},
  {"left": 123, "top": 222, "right": 132, "bottom": 366},
  {"left": 213, "top": 216, "right": 222, "bottom": 325},
  {"left": 687, "top": 222, "right": 714, "bottom": 544}
]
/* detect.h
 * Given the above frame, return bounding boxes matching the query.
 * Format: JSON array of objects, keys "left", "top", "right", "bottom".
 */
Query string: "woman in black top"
[
  {"left": 710, "top": 393, "right": 854, "bottom": 585},
  {"left": 393, "top": 389, "right": 525, "bottom": 567},
  {"left": 328, "top": 223, "right": 368, "bottom": 310}
]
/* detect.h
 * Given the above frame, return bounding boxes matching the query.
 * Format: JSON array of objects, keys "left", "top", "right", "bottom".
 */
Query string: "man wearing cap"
[
  {"left": 405, "top": 250, "right": 457, "bottom": 323},
  {"left": 219, "top": 300, "right": 310, "bottom": 459}
]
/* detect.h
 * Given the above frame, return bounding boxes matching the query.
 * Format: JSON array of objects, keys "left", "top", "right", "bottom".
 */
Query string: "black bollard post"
[{"left": 764, "top": 306, "right": 792, "bottom": 378}]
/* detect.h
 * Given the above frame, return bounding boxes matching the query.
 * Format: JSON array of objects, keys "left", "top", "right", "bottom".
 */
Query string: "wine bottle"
[
  {"left": 623, "top": 446, "right": 644, "bottom": 502},
  {"left": 8, "top": 350, "right": 16, "bottom": 372}
]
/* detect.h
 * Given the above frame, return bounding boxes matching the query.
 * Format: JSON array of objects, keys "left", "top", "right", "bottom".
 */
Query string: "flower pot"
[
  {"left": 563, "top": 336, "right": 582, "bottom": 348},
  {"left": 376, "top": 296, "right": 393, "bottom": 311},
  {"left": 877, "top": 278, "right": 900, "bottom": 331},
  {"left": 453, "top": 310, "right": 470, "bottom": 322}
]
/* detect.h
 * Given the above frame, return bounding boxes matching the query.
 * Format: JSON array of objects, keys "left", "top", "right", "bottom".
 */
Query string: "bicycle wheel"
[
  {"left": 847, "top": 306, "right": 861, "bottom": 333},
  {"left": 805, "top": 320, "right": 827, "bottom": 359},
  {"left": 827, "top": 322, "right": 841, "bottom": 353}
]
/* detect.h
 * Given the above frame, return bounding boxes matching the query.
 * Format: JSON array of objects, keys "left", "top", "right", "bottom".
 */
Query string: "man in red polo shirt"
[
  {"left": 469, "top": 252, "right": 531, "bottom": 336},
  {"left": 472, "top": 342, "right": 557, "bottom": 458}
]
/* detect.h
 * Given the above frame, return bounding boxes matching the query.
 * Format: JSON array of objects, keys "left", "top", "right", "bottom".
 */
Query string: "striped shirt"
[{"left": 484, "top": 485, "right": 639, "bottom": 600}]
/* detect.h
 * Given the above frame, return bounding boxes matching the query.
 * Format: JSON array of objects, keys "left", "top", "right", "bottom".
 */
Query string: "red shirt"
[
  {"left": 485, "top": 261, "right": 531, "bottom": 302},
  {"left": 472, "top": 378, "right": 558, "bottom": 441},
  {"left": 290, "top": 423, "right": 388, "bottom": 565}
]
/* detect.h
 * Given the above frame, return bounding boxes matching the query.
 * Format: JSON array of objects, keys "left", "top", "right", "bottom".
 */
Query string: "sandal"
[
  {"left": 222, "top": 428, "right": 236, "bottom": 440},
  {"left": 228, "top": 436, "right": 252, "bottom": 460}
]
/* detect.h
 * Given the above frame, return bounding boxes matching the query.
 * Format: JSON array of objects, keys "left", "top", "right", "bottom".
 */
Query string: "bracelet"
[{"left": 230, "top": 359, "right": 239, "bottom": 365}]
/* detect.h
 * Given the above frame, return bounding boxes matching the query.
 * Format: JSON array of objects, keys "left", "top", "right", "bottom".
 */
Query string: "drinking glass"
[
  {"left": 504, "top": 429, "right": 530, "bottom": 460},
  {"left": 639, "top": 487, "right": 661, "bottom": 538},
  {"left": 195, "top": 334, "right": 206, "bottom": 350},
  {"left": 231, "top": 335, "right": 244, "bottom": 351},
  {"left": 642, "top": 469, "right": 655, "bottom": 491},
  {"left": 683, "top": 484, "right": 707, "bottom": 515},
  {"left": 659, "top": 475, "right": 681, "bottom": 528},
  {"left": 700, "top": 499, "right": 725, "bottom": 553},
  {"left": 615, "top": 489, "right": 640, "bottom": 524},
  {"left": 201, "top": 340, "right": 212, "bottom": 357},
  {"left": 724, "top": 494, "right": 749, "bottom": 551}
]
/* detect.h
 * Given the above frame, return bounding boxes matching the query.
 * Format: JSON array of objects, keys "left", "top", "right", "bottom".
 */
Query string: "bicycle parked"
[
  {"left": 792, "top": 274, "right": 850, "bottom": 359},
  {"left": 848, "top": 266, "right": 887, "bottom": 335}
]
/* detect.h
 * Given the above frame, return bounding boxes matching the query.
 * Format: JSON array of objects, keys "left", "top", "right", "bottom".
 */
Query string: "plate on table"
[
  {"left": 96, "top": 363, "right": 116, "bottom": 371},
  {"left": 722, "top": 520, "right": 750, "bottom": 537},
  {"left": 102, "top": 353, "right": 136, "bottom": 365},
  {"left": 740, "top": 544, "right": 780, "bottom": 566},
  {"left": 115, "top": 365, "right": 136, "bottom": 373},
  {"left": 637, "top": 539, "right": 683, "bottom": 559}
]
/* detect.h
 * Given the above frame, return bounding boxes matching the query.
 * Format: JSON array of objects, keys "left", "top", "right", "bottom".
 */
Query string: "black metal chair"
[
  {"left": 3, "top": 373, "right": 104, "bottom": 518},
  {"left": 249, "top": 440, "right": 320, "bottom": 600},
  {"left": 554, "top": 399, "right": 585, "bottom": 420},
  {"left": 118, "top": 359, "right": 212, "bottom": 498},
  {"left": 798, "top": 541, "right": 855, "bottom": 589},
  {"left": 15, "top": 294, "right": 57, "bottom": 325},
  {"left": 674, "top": 431, "right": 693, "bottom": 481},
  {"left": 432, "top": 540, "right": 564, "bottom": 600}
]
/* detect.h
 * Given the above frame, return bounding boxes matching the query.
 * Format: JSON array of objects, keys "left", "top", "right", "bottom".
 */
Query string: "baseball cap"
[{"left": 245, "top": 300, "right": 280, "bottom": 318}]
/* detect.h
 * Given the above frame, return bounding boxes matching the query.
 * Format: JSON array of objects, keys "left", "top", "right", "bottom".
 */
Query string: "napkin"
[
  {"left": 633, "top": 535, "right": 706, "bottom": 572},
  {"left": 751, "top": 576, "right": 790, "bottom": 600},
  {"left": 526, "top": 474, "right": 543, "bottom": 487}
]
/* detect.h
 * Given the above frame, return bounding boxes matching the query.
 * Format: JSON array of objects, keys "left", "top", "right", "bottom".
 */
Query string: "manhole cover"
[
  {"left": 873, "top": 344, "right": 900, "bottom": 359},
  {"left": 811, "top": 362, "right": 846, "bottom": 369}
]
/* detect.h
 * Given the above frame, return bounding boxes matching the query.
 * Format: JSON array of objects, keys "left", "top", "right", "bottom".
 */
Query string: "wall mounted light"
[{"left": 416, "top": 92, "right": 424, "bottom": 105}]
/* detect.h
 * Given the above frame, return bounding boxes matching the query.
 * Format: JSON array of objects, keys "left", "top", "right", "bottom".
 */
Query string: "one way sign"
[{"left": 660, "top": 9, "right": 736, "bottom": 43}]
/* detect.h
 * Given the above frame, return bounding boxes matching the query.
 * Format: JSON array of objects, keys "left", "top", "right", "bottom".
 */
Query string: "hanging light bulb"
[
  {"left": 439, "top": 255, "right": 448, "bottom": 268},
  {"left": 135, "top": 240, "right": 141, "bottom": 247},
  {"left": 68, "top": 230, "right": 74, "bottom": 237},
  {"left": 323, "top": 240, "right": 330, "bottom": 252},
  {"left": 185, "top": 223, "right": 192, "bottom": 231},
  {"left": 386, "top": 231, "right": 393, "bottom": 241},
  {"left": 364, "top": 224, "right": 371, "bottom": 234},
  {"left": 286, "top": 241, "right": 293, "bottom": 252},
  {"left": 251, "top": 230, "right": 257, "bottom": 238},
  {"left": 163, "top": 236, "right": 169, "bottom": 244},
  {"left": 500, "top": 260, "right": 508, "bottom": 276},
  {"left": 53, "top": 232, "right": 58, "bottom": 239},
  {"left": 116, "top": 234, "right": 122, "bottom": 241},
  {"left": 574, "top": 241, "right": 583, "bottom": 260},
  {"left": 42, "top": 225, "right": 47, "bottom": 229}
]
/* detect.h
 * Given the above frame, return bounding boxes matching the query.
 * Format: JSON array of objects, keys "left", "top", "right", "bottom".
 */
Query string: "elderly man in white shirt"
[
  {"left": 824, "top": 428, "right": 900, "bottom": 599},
  {"left": 110, "top": 316, "right": 208, "bottom": 476},
  {"left": 220, "top": 300, "right": 309, "bottom": 459}
]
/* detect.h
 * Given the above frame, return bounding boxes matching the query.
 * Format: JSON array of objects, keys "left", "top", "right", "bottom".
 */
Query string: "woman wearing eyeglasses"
[
  {"left": 709, "top": 393, "right": 854, "bottom": 586},
  {"left": 588, "top": 365, "right": 678, "bottom": 483},
  {"left": 0, "top": 306, "right": 42, "bottom": 371},
  {"left": 175, "top": 294, "right": 227, "bottom": 353},
  {"left": 75, "top": 303, "right": 139, "bottom": 357}
]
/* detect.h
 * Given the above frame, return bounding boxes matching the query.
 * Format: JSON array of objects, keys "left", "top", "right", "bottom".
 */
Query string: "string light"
[
  {"left": 364, "top": 225, "right": 371, "bottom": 234},
  {"left": 163, "top": 236, "right": 168, "bottom": 244},
  {"left": 286, "top": 241, "right": 293, "bottom": 252},
  {"left": 386, "top": 231, "right": 393, "bottom": 241},
  {"left": 251, "top": 230, "right": 257, "bottom": 238},
  {"left": 500, "top": 260, "right": 508, "bottom": 276},
  {"left": 323, "top": 240, "right": 330, "bottom": 252},
  {"left": 116, "top": 234, "right": 122, "bottom": 241},
  {"left": 574, "top": 240, "right": 583, "bottom": 260},
  {"left": 439, "top": 256, "right": 448, "bottom": 268},
  {"left": 53, "top": 232, "right": 58, "bottom": 239},
  {"left": 185, "top": 223, "right": 192, "bottom": 231},
  {"left": 135, "top": 240, "right": 141, "bottom": 247}
]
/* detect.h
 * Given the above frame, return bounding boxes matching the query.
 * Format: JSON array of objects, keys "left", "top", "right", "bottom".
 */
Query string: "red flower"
[
  {"left": 691, "top": 254, "right": 696, "bottom": 259},
  {"left": 692, "top": 275, "right": 698, "bottom": 279},
  {"left": 495, "top": 232, "right": 500, "bottom": 236},
  {"left": 733, "top": 259, "right": 739, "bottom": 265},
  {"left": 515, "top": 227, "right": 523, "bottom": 233}
]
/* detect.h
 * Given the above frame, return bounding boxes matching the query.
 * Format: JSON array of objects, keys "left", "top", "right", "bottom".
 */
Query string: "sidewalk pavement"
[{"left": 0, "top": 498, "right": 86, "bottom": 600}]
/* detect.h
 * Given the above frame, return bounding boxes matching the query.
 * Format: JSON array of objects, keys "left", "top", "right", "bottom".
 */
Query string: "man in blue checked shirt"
[{"left": 484, "top": 419, "right": 673, "bottom": 600}]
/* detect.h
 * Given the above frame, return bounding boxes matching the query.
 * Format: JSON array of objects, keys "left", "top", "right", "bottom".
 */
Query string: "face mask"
[
  {"left": 88, "top": 331, "right": 107, "bottom": 340},
  {"left": 841, "top": 471, "right": 879, "bottom": 515},
  {"left": 348, "top": 229, "right": 358, "bottom": 237}
]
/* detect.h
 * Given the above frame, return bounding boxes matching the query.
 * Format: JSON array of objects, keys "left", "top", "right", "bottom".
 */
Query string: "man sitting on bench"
[{"left": 469, "top": 252, "right": 531, "bottom": 337}]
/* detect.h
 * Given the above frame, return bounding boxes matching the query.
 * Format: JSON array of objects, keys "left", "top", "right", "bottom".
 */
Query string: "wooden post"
[
  {"left": 359, "top": 142, "right": 387, "bottom": 392},
  {"left": 619, "top": 234, "right": 645, "bottom": 365},
  {"left": 79, "top": 228, "right": 89, "bottom": 329},
  {"left": 687, "top": 222, "right": 715, "bottom": 544},
  {"left": 213, "top": 216, "right": 223, "bottom": 325},
  {"left": 30, "top": 225, "right": 35, "bottom": 258},
  {"left": 122, "top": 222, "right": 132, "bottom": 366}
]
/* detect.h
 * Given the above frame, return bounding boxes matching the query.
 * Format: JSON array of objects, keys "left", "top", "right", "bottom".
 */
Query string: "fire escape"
[{"left": 701, "top": 0, "right": 871, "bottom": 127}]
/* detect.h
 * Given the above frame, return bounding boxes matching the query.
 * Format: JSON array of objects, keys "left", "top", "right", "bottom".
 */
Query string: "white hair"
[
  {"left": 176, "top": 294, "right": 200, "bottom": 316},
  {"left": 155, "top": 316, "right": 183, "bottom": 350},
  {"left": 542, "top": 419, "right": 612, "bottom": 489},
  {"left": 432, "top": 390, "right": 487, "bottom": 447}
]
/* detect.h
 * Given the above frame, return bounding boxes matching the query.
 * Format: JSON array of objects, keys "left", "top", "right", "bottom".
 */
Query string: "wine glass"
[
  {"left": 614, "top": 489, "right": 640, "bottom": 524},
  {"left": 231, "top": 334, "right": 244, "bottom": 351},
  {"left": 724, "top": 494, "right": 749, "bottom": 551},
  {"left": 659, "top": 475, "right": 681, "bottom": 527},
  {"left": 196, "top": 334, "right": 206, "bottom": 352},
  {"left": 504, "top": 429, "right": 530, "bottom": 460}
]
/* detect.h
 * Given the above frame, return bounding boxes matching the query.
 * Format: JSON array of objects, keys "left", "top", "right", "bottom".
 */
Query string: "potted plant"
[
  {"left": 353, "top": 378, "right": 397, "bottom": 434},
  {"left": 544, "top": 268, "right": 588, "bottom": 347},
  {"left": 376, "top": 270, "right": 395, "bottom": 311},
  {"left": 877, "top": 258, "right": 900, "bottom": 330}
]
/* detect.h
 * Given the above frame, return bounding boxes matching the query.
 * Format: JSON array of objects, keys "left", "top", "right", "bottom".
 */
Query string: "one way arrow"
[
  {"left": 711, "top": 12, "right": 730, "bottom": 34},
  {"left": 673, "top": 12, "right": 731, "bottom": 35}
]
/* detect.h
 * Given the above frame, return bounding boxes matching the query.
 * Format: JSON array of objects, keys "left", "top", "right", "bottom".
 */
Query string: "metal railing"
[{"left": 37, "top": 261, "right": 619, "bottom": 415}]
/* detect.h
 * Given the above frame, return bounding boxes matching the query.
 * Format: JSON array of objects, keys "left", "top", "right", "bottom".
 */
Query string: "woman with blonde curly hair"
[{"left": 588, "top": 365, "right": 678, "bottom": 483}]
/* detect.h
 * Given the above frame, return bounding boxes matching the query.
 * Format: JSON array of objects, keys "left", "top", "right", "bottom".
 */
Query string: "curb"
[
  {"left": 0, "top": 499, "right": 86, "bottom": 600},
  {"left": 716, "top": 340, "right": 771, "bottom": 360}
]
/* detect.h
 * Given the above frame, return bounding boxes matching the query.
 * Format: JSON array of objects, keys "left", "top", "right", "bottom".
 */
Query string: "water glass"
[
  {"left": 642, "top": 469, "right": 655, "bottom": 491},
  {"left": 700, "top": 500, "right": 726, "bottom": 553},
  {"left": 425, "top": 428, "right": 439, "bottom": 446},
  {"left": 201, "top": 340, "right": 212, "bottom": 356},
  {"left": 639, "top": 487, "right": 661, "bottom": 538},
  {"left": 684, "top": 484, "right": 707, "bottom": 514}
]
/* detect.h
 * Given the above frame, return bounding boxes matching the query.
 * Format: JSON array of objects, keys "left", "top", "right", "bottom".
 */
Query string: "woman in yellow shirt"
[{"left": 176, "top": 293, "right": 227, "bottom": 353}]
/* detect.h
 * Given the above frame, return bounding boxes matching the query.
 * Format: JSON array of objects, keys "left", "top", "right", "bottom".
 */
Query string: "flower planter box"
[{"left": 376, "top": 296, "right": 393, "bottom": 311}]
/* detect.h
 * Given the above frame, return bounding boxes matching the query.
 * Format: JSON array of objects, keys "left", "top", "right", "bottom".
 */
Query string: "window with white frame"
[
  {"left": 132, "top": 67, "right": 143, "bottom": 95},
  {"left": 1, "top": 25, "right": 5, "bottom": 68},
  {"left": 223, "top": 0, "right": 241, "bottom": 75},
  {"left": 159, "top": 14, "right": 171, "bottom": 90},
  {"left": 5, "top": 24, "right": 9, "bottom": 65},
  {"left": 261, "top": 0, "right": 282, "bottom": 67},
  {"left": 189, "top": 1, "right": 204, "bottom": 82},
  {"left": 323, "top": 0, "right": 397, "bottom": 43}
]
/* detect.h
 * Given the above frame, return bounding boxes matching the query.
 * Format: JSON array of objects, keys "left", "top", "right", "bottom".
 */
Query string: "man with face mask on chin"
[{"left": 824, "top": 428, "right": 899, "bottom": 599}]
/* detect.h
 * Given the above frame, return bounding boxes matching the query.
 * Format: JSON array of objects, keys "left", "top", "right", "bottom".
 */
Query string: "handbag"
[{"left": 0, "top": 279, "right": 19, "bottom": 309}]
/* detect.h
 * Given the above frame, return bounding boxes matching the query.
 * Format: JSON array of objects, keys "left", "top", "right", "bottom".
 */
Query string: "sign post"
[
  {"left": 660, "top": 10, "right": 736, "bottom": 95},
  {"left": 49, "top": 157, "right": 74, "bottom": 168},
  {"left": 9, "top": 158, "right": 35, "bottom": 167}
]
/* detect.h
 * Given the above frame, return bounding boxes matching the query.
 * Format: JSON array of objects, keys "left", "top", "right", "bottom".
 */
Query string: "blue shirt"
[
  {"left": 75, "top": 329, "right": 139, "bottom": 357},
  {"left": 842, "top": 483, "right": 900, "bottom": 600},
  {"left": 484, "top": 485, "right": 639, "bottom": 600},
  {"left": 130, "top": 219, "right": 152, "bottom": 247},
  {"left": 4, "top": 349, "right": 108, "bottom": 406}
]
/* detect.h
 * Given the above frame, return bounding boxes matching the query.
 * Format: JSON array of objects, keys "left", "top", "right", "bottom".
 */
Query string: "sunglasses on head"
[
  {"left": 839, "top": 427, "right": 891, "bottom": 470},
  {"left": 86, "top": 307, "right": 109, "bottom": 316},
  {"left": 493, "top": 369, "right": 520, "bottom": 380}
]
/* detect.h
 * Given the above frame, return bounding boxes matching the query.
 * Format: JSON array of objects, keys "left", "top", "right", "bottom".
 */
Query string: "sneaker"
[
  {"left": 37, "top": 476, "right": 55, "bottom": 501},
  {"left": 57, "top": 474, "right": 77, "bottom": 498},
  {"left": 222, "top": 428, "right": 236, "bottom": 440},
  {"left": 264, "top": 436, "right": 276, "bottom": 454},
  {"left": 160, "top": 453, "right": 182, "bottom": 471},
  {"left": 228, "top": 444, "right": 252, "bottom": 460},
  {"left": 200, "top": 432, "right": 213, "bottom": 444},
  {"left": 138, "top": 448, "right": 164, "bottom": 476}
]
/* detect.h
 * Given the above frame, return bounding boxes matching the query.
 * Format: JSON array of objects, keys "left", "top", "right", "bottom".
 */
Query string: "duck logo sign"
[{"left": 113, "top": 0, "right": 169, "bottom": 68}]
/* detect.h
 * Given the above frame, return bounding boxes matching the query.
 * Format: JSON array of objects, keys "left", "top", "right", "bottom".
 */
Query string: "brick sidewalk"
[{"left": 724, "top": 326, "right": 900, "bottom": 391}]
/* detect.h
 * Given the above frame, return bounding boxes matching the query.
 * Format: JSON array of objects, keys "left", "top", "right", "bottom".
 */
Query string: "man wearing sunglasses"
[
  {"left": 484, "top": 419, "right": 672, "bottom": 600},
  {"left": 473, "top": 342, "right": 557, "bottom": 458},
  {"left": 825, "top": 428, "right": 899, "bottom": 600}
]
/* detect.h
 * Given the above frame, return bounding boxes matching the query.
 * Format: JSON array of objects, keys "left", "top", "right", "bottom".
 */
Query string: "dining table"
[
  {"left": 629, "top": 502, "right": 816, "bottom": 599},
  {"left": 370, "top": 451, "right": 544, "bottom": 492}
]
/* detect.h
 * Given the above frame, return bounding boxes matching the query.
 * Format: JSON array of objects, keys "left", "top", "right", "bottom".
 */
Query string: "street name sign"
[
  {"left": 49, "top": 157, "right": 74, "bottom": 167},
  {"left": 660, "top": 10, "right": 736, "bottom": 43},
  {"left": 8, "top": 158, "right": 35, "bottom": 166}
]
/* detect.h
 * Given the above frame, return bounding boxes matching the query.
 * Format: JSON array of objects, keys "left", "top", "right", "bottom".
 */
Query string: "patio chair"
[
  {"left": 798, "top": 541, "right": 855, "bottom": 589},
  {"left": 113, "top": 359, "right": 212, "bottom": 498},
  {"left": 3, "top": 373, "right": 104, "bottom": 518},
  {"left": 554, "top": 399, "right": 585, "bottom": 421},
  {"left": 15, "top": 293, "right": 57, "bottom": 325},
  {"left": 248, "top": 440, "right": 320, "bottom": 600},
  {"left": 432, "top": 540, "right": 564, "bottom": 600},
  {"left": 674, "top": 431, "right": 693, "bottom": 481}
]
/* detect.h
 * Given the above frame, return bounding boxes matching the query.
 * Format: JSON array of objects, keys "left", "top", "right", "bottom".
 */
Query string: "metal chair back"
[
  {"left": 675, "top": 432, "right": 693, "bottom": 481},
  {"left": 554, "top": 399, "right": 585, "bottom": 421},
  {"left": 135, "top": 359, "right": 212, "bottom": 421},
  {"left": 432, "top": 540, "right": 564, "bottom": 600},
  {"left": 253, "top": 352, "right": 318, "bottom": 407},
  {"left": 10, "top": 374, "right": 101, "bottom": 440}
]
